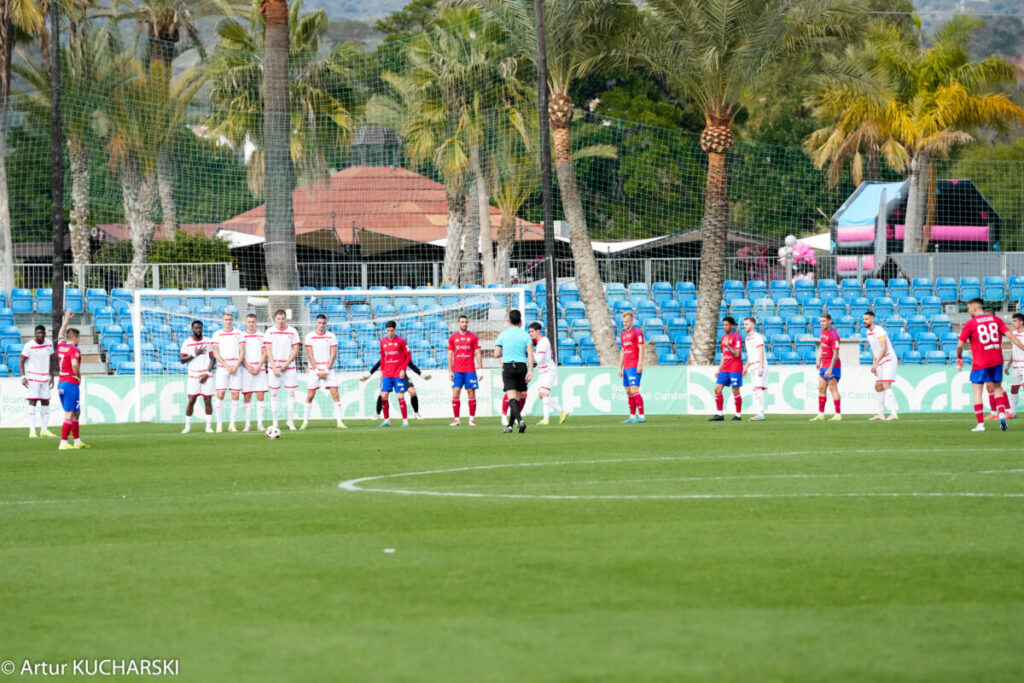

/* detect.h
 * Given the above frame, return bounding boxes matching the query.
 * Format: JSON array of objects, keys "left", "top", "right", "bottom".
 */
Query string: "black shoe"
[
  {"left": 708, "top": 415, "right": 724, "bottom": 421},
  {"left": 731, "top": 416, "right": 742, "bottom": 421},
  {"left": 518, "top": 421, "right": 527, "bottom": 433},
  {"left": 503, "top": 425, "right": 514, "bottom": 433}
]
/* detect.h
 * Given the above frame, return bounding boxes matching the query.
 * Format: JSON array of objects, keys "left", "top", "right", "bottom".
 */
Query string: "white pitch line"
[{"left": 337, "top": 452, "right": 1024, "bottom": 501}]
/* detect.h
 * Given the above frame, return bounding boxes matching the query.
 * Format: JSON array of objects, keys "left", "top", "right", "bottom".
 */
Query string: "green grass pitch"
[{"left": 2, "top": 415, "right": 1023, "bottom": 682}]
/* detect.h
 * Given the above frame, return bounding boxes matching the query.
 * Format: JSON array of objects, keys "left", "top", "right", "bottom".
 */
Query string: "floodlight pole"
[
  {"left": 49, "top": 0, "right": 65, "bottom": 338},
  {"left": 535, "top": 0, "right": 558, "bottom": 356}
]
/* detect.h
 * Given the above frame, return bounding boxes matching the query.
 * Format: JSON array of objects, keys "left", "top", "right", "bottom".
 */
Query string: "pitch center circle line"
[{"left": 337, "top": 451, "right": 1024, "bottom": 501}]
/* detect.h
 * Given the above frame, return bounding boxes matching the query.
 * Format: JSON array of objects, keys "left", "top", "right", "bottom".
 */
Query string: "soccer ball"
[{"left": 265, "top": 426, "right": 281, "bottom": 440}]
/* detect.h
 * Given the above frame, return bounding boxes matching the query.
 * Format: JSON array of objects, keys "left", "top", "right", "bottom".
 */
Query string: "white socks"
[
  {"left": 304, "top": 402, "right": 313, "bottom": 420},
  {"left": 1011, "top": 391, "right": 1019, "bottom": 413},
  {"left": 40, "top": 405, "right": 48, "bottom": 428},
  {"left": 213, "top": 398, "right": 223, "bottom": 426},
  {"left": 334, "top": 402, "right": 342, "bottom": 421},
  {"left": 28, "top": 405, "right": 36, "bottom": 430},
  {"left": 286, "top": 391, "right": 295, "bottom": 420},
  {"left": 876, "top": 391, "right": 886, "bottom": 415},
  {"left": 884, "top": 389, "right": 896, "bottom": 414},
  {"left": 753, "top": 389, "right": 765, "bottom": 415},
  {"left": 270, "top": 392, "right": 279, "bottom": 423},
  {"left": 244, "top": 402, "right": 252, "bottom": 424},
  {"left": 230, "top": 401, "right": 239, "bottom": 425}
]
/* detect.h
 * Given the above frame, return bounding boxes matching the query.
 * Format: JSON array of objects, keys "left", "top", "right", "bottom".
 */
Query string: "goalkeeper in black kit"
[{"left": 361, "top": 359, "right": 432, "bottom": 419}]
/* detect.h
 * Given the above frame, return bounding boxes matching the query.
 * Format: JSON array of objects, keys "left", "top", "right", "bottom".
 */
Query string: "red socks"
[
  {"left": 61, "top": 420, "right": 72, "bottom": 440},
  {"left": 734, "top": 395, "right": 742, "bottom": 414},
  {"left": 834, "top": 400, "right": 841, "bottom": 415},
  {"left": 628, "top": 394, "right": 636, "bottom": 416},
  {"left": 974, "top": 403, "right": 984, "bottom": 424},
  {"left": 452, "top": 399, "right": 460, "bottom": 418},
  {"left": 398, "top": 399, "right": 408, "bottom": 419},
  {"left": 468, "top": 399, "right": 477, "bottom": 417},
  {"left": 818, "top": 396, "right": 827, "bottom": 413},
  {"left": 382, "top": 399, "right": 390, "bottom": 419},
  {"left": 715, "top": 393, "right": 724, "bottom": 412},
  {"left": 502, "top": 394, "right": 509, "bottom": 416},
  {"left": 997, "top": 394, "right": 1010, "bottom": 413},
  {"left": 71, "top": 421, "right": 79, "bottom": 439},
  {"left": 635, "top": 394, "right": 644, "bottom": 416},
  {"left": 989, "top": 394, "right": 997, "bottom": 411}
]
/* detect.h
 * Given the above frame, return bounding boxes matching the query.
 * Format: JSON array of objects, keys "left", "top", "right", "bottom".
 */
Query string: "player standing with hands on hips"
[{"left": 495, "top": 309, "right": 533, "bottom": 433}]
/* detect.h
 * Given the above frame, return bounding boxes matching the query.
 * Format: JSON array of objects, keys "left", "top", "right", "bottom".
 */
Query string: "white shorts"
[
  {"left": 215, "top": 367, "right": 242, "bottom": 393},
  {"left": 267, "top": 367, "right": 299, "bottom": 391},
  {"left": 241, "top": 369, "right": 267, "bottom": 394},
  {"left": 1012, "top": 365, "right": 1024, "bottom": 387},
  {"left": 25, "top": 381, "right": 51, "bottom": 401},
  {"left": 306, "top": 369, "right": 338, "bottom": 392},
  {"left": 537, "top": 368, "right": 558, "bottom": 391},
  {"left": 186, "top": 374, "right": 214, "bottom": 397},
  {"left": 748, "top": 363, "right": 768, "bottom": 390},
  {"left": 875, "top": 360, "right": 897, "bottom": 383}
]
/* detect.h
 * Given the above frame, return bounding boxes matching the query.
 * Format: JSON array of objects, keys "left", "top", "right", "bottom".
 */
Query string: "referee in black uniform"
[{"left": 494, "top": 309, "right": 534, "bottom": 433}]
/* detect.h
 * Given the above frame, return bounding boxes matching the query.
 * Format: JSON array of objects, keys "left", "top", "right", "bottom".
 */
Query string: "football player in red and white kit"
[
  {"left": 863, "top": 311, "right": 899, "bottom": 421},
  {"left": 180, "top": 319, "right": 215, "bottom": 433},
  {"left": 956, "top": 299, "right": 1024, "bottom": 432},
  {"left": 742, "top": 317, "right": 767, "bottom": 421},
  {"left": 211, "top": 311, "right": 244, "bottom": 432},
  {"left": 529, "top": 321, "right": 568, "bottom": 425},
  {"left": 448, "top": 314, "right": 482, "bottom": 426},
  {"left": 300, "top": 314, "right": 345, "bottom": 430},
  {"left": 56, "top": 310, "right": 86, "bottom": 450},
  {"left": 240, "top": 313, "right": 268, "bottom": 431},
  {"left": 20, "top": 324, "right": 56, "bottom": 438},
  {"left": 811, "top": 313, "right": 842, "bottom": 421},
  {"left": 1006, "top": 313, "right": 1024, "bottom": 418},
  {"left": 264, "top": 309, "right": 301, "bottom": 430},
  {"left": 619, "top": 311, "right": 647, "bottom": 423},
  {"left": 710, "top": 316, "right": 744, "bottom": 421}
]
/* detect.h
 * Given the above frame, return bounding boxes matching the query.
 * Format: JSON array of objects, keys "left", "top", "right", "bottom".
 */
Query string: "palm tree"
[
  {"left": 807, "top": 18, "right": 1024, "bottom": 253},
  {"left": 0, "top": 0, "right": 43, "bottom": 291},
  {"left": 450, "top": 0, "right": 630, "bottom": 364},
  {"left": 489, "top": 109, "right": 537, "bottom": 284},
  {"left": 624, "top": 0, "right": 862, "bottom": 364},
  {"left": 105, "top": 57, "right": 199, "bottom": 289},
  {"left": 203, "top": 0, "right": 360, "bottom": 196},
  {"left": 14, "top": 27, "right": 123, "bottom": 269},
  {"left": 111, "top": 0, "right": 244, "bottom": 235}
]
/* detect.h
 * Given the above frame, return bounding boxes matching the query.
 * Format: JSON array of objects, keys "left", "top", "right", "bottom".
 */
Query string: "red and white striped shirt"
[{"left": 21, "top": 340, "right": 53, "bottom": 384}]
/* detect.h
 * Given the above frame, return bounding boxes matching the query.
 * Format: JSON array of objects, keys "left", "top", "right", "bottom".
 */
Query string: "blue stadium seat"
[
  {"left": 839, "top": 278, "right": 863, "bottom": 301},
  {"left": 959, "top": 277, "right": 981, "bottom": 302},
  {"left": 683, "top": 300, "right": 698, "bottom": 324},
  {"left": 644, "top": 319, "right": 667, "bottom": 337},
  {"left": 564, "top": 302, "right": 587, "bottom": 323},
  {"left": 801, "top": 297, "right": 824, "bottom": 317},
  {"left": 929, "top": 314, "right": 953, "bottom": 336},
  {"left": 563, "top": 354, "right": 584, "bottom": 367},
  {"left": 1009, "top": 276, "right": 1024, "bottom": 301},
  {"left": 888, "top": 278, "right": 910, "bottom": 300},
  {"left": 635, "top": 300, "right": 658, "bottom": 320},
  {"left": 982, "top": 276, "right": 1005, "bottom": 303},
  {"left": 570, "top": 319, "right": 592, "bottom": 336},
  {"left": 859, "top": 350, "right": 873, "bottom": 365},
  {"left": 939, "top": 331, "right": 960, "bottom": 355},
  {"left": 557, "top": 282, "right": 580, "bottom": 305},
  {"left": 770, "top": 333, "right": 794, "bottom": 352},
  {"left": 872, "top": 297, "right": 895, "bottom": 317},
  {"left": 729, "top": 298, "right": 752, "bottom": 319},
  {"left": 110, "top": 288, "right": 132, "bottom": 303},
  {"left": 896, "top": 296, "right": 919, "bottom": 318},
  {"left": 769, "top": 280, "right": 791, "bottom": 300},
  {"left": 864, "top": 278, "right": 886, "bottom": 300},
  {"left": 916, "top": 332, "right": 939, "bottom": 353},
  {"left": 722, "top": 280, "right": 745, "bottom": 302},
  {"left": 778, "top": 350, "right": 800, "bottom": 365},
  {"left": 659, "top": 352, "right": 681, "bottom": 366},
  {"left": 816, "top": 279, "right": 839, "bottom": 300},
  {"left": 934, "top": 277, "right": 958, "bottom": 303},
  {"left": 674, "top": 281, "right": 697, "bottom": 303},
  {"left": 671, "top": 333, "right": 692, "bottom": 351},
  {"left": 628, "top": 282, "right": 650, "bottom": 305},
  {"left": 848, "top": 297, "right": 870, "bottom": 319},
  {"left": 667, "top": 317, "right": 689, "bottom": 334},
  {"left": 905, "top": 315, "right": 929, "bottom": 337},
  {"left": 657, "top": 299, "right": 681, "bottom": 321},
  {"left": 824, "top": 297, "right": 847, "bottom": 318},
  {"left": 762, "top": 316, "right": 784, "bottom": 338},
  {"left": 794, "top": 334, "right": 816, "bottom": 357},
  {"left": 746, "top": 280, "right": 768, "bottom": 299},
  {"left": 777, "top": 297, "right": 800, "bottom": 318},
  {"left": 64, "top": 288, "right": 84, "bottom": 313},
  {"left": 651, "top": 282, "right": 673, "bottom": 306},
  {"left": 752, "top": 297, "right": 775, "bottom": 316},
  {"left": 793, "top": 279, "right": 815, "bottom": 303},
  {"left": 911, "top": 278, "right": 934, "bottom": 299},
  {"left": 891, "top": 332, "right": 914, "bottom": 357},
  {"left": 10, "top": 288, "right": 33, "bottom": 314},
  {"left": 785, "top": 315, "right": 809, "bottom": 335},
  {"left": 923, "top": 350, "right": 947, "bottom": 365},
  {"left": 919, "top": 296, "right": 942, "bottom": 317},
  {"left": 901, "top": 349, "right": 923, "bottom": 365}
]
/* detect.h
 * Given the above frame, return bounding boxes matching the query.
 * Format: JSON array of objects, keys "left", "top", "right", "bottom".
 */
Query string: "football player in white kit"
[
  {"left": 264, "top": 309, "right": 301, "bottom": 430},
  {"left": 211, "top": 311, "right": 244, "bottom": 432},
  {"left": 180, "top": 320, "right": 215, "bottom": 433},
  {"left": 240, "top": 313, "right": 268, "bottom": 432},
  {"left": 300, "top": 314, "right": 346, "bottom": 430},
  {"left": 863, "top": 311, "right": 898, "bottom": 421},
  {"left": 19, "top": 324, "right": 56, "bottom": 437},
  {"left": 742, "top": 317, "right": 768, "bottom": 421},
  {"left": 1006, "top": 312, "right": 1024, "bottom": 418},
  {"left": 527, "top": 322, "right": 568, "bottom": 425}
]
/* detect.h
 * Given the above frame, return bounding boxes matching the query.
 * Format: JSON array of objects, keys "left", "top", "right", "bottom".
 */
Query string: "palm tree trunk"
[
  {"left": 551, "top": 119, "right": 617, "bottom": 366},
  {"left": 469, "top": 144, "right": 496, "bottom": 285},
  {"left": 442, "top": 186, "right": 465, "bottom": 286},
  {"left": 122, "top": 153, "right": 158, "bottom": 290},
  {"left": 262, "top": 0, "right": 297, "bottom": 306},
  {"left": 903, "top": 153, "right": 927, "bottom": 254},
  {"left": 460, "top": 179, "right": 481, "bottom": 286},
  {"left": 0, "top": 13, "right": 15, "bottom": 293},
  {"left": 690, "top": 149, "right": 729, "bottom": 365},
  {"left": 157, "top": 147, "right": 179, "bottom": 234},
  {"left": 69, "top": 139, "right": 90, "bottom": 266},
  {"left": 496, "top": 213, "right": 515, "bottom": 285}
]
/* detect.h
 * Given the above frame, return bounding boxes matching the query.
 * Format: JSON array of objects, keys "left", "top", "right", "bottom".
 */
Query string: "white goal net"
[{"left": 126, "top": 287, "right": 528, "bottom": 423}]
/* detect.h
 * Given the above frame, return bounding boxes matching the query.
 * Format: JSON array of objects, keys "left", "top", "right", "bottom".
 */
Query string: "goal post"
[{"left": 129, "top": 287, "right": 528, "bottom": 423}]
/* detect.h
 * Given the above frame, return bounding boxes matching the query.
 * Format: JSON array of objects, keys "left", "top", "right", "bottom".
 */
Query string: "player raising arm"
[
  {"left": 742, "top": 317, "right": 767, "bottom": 421},
  {"left": 710, "top": 316, "right": 743, "bottom": 422},
  {"left": 1006, "top": 313, "right": 1024, "bottom": 418},
  {"left": 619, "top": 311, "right": 647, "bottom": 423},
  {"left": 20, "top": 324, "right": 56, "bottom": 438},
  {"left": 448, "top": 315, "right": 482, "bottom": 426},
  {"left": 863, "top": 311, "right": 898, "bottom": 421},
  {"left": 811, "top": 313, "right": 842, "bottom": 421},
  {"left": 56, "top": 310, "right": 87, "bottom": 450},
  {"left": 956, "top": 299, "right": 1024, "bottom": 432}
]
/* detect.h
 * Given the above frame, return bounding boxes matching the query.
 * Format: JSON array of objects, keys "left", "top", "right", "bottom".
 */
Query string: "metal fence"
[{"left": 5, "top": 263, "right": 235, "bottom": 291}]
